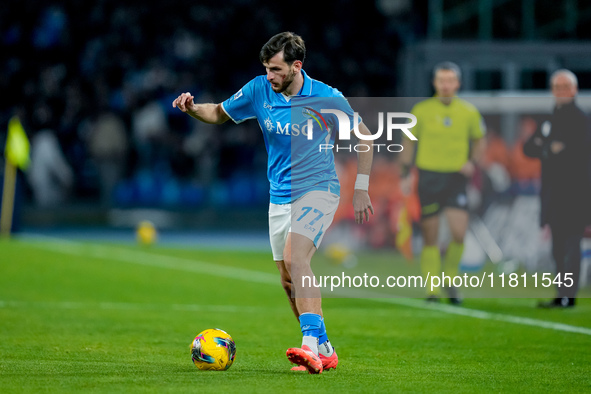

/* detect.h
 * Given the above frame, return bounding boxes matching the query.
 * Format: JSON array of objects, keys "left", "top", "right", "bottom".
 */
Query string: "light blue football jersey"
[{"left": 222, "top": 70, "right": 358, "bottom": 204}]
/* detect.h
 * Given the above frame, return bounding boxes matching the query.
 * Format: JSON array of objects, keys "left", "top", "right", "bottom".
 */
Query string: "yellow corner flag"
[
  {"left": 1, "top": 116, "right": 30, "bottom": 237},
  {"left": 5, "top": 116, "right": 30, "bottom": 170},
  {"left": 395, "top": 202, "right": 414, "bottom": 261}
]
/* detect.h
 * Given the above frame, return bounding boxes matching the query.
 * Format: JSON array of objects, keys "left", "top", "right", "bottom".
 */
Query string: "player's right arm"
[{"left": 172, "top": 93, "right": 230, "bottom": 124}]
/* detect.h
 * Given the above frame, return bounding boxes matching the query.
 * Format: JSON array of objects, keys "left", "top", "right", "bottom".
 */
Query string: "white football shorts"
[{"left": 268, "top": 190, "right": 340, "bottom": 261}]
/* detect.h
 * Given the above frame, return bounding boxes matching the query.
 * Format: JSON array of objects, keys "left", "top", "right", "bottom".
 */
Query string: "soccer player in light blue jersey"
[{"left": 173, "top": 32, "right": 374, "bottom": 374}]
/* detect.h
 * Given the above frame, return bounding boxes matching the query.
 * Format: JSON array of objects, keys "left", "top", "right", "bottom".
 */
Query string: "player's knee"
[
  {"left": 422, "top": 233, "right": 438, "bottom": 246},
  {"left": 282, "top": 253, "right": 293, "bottom": 271},
  {"left": 283, "top": 253, "right": 311, "bottom": 274},
  {"left": 451, "top": 232, "right": 466, "bottom": 243}
]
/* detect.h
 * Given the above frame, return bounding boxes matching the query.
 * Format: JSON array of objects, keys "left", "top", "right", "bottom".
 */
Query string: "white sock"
[
  {"left": 318, "top": 339, "right": 334, "bottom": 357},
  {"left": 301, "top": 335, "right": 319, "bottom": 355}
]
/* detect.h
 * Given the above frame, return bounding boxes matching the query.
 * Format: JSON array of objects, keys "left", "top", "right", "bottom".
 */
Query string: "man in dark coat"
[{"left": 524, "top": 69, "right": 591, "bottom": 308}]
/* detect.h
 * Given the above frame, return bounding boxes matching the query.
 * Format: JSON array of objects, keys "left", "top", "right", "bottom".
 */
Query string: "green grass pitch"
[{"left": 1, "top": 237, "right": 590, "bottom": 393}]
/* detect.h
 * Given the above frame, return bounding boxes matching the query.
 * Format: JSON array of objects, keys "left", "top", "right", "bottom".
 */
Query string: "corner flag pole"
[
  {"left": 0, "top": 160, "right": 16, "bottom": 237},
  {"left": 1, "top": 116, "right": 30, "bottom": 237}
]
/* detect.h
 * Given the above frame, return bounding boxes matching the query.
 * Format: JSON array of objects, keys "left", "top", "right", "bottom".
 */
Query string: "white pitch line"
[
  {"left": 0, "top": 300, "right": 271, "bottom": 314},
  {"left": 21, "top": 236, "right": 591, "bottom": 336},
  {"left": 371, "top": 297, "right": 591, "bottom": 336},
  {"left": 25, "top": 234, "right": 277, "bottom": 286}
]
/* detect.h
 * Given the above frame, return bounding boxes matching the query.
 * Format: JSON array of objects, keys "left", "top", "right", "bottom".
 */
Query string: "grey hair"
[
  {"left": 433, "top": 61, "right": 462, "bottom": 81},
  {"left": 550, "top": 69, "right": 578, "bottom": 88}
]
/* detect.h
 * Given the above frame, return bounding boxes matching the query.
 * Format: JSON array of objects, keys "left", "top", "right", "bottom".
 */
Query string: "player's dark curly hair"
[{"left": 259, "top": 32, "right": 306, "bottom": 65}]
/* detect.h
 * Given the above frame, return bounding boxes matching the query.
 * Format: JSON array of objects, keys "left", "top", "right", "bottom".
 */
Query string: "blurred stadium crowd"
[
  {"left": 0, "top": 0, "right": 417, "bottom": 209},
  {"left": 0, "top": 1, "right": 588, "bottom": 218}
]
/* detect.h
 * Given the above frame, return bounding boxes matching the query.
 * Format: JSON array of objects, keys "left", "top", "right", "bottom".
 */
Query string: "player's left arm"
[
  {"left": 470, "top": 137, "right": 486, "bottom": 164},
  {"left": 460, "top": 109, "right": 486, "bottom": 177},
  {"left": 461, "top": 137, "right": 485, "bottom": 176},
  {"left": 353, "top": 121, "right": 374, "bottom": 224}
]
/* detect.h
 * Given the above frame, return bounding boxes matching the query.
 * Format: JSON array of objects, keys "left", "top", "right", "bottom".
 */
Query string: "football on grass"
[{"left": 191, "top": 328, "right": 236, "bottom": 371}]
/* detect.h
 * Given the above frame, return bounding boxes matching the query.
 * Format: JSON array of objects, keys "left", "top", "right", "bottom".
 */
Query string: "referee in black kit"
[{"left": 524, "top": 69, "right": 591, "bottom": 308}]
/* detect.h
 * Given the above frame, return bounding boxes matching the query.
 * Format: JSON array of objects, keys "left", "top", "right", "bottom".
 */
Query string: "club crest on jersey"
[{"left": 443, "top": 116, "right": 452, "bottom": 127}]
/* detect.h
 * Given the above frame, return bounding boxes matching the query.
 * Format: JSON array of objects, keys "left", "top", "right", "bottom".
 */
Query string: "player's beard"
[{"left": 273, "top": 71, "right": 296, "bottom": 94}]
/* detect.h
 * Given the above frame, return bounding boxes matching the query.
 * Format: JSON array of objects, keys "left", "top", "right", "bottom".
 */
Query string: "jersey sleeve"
[
  {"left": 333, "top": 89, "right": 361, "bottom": 131},
  {"left": 470, "top": 108, "right": 486, "bottom": 139},
  {"left": 221, "top": 78, "right": 257, "bottom": 124}
]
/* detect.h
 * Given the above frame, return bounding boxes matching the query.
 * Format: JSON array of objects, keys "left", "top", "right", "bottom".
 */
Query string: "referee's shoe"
[{"left": 538, "top": 297, "right": 576, "bottom": 308}]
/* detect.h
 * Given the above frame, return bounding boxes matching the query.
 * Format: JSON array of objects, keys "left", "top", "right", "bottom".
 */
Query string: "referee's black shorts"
[{"left": 417, "top": 169, "right": 469, "bottom": 219}]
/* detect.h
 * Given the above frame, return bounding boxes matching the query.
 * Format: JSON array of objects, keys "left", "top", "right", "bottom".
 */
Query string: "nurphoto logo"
[{"left": 307, "top": 109, "right": 418, "bottom": 153}]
